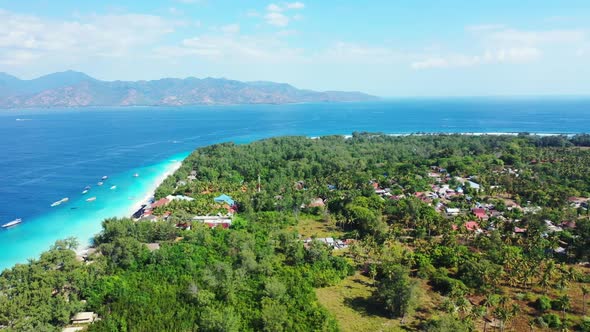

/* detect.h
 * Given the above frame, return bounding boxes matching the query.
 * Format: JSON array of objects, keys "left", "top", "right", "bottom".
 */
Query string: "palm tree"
[
  {"left": 582, "top": 285, "right": 589, "bottom": 315},
  {"left": 482, "top": 294, "right": 500, "bottom": 332},
  {"left": 541, "top": 260, "right": 556, "bottom": 294},
  {"left": 470, "top": 305, "right": 487, "bottom": 331},
  {"left": 557, "top": 294, "right": 571, "bottom": 320}
]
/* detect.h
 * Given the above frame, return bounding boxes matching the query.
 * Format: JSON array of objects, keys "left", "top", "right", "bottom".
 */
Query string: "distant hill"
[{"left": 0, "top": 71, "right": 378, "bottom": 108}]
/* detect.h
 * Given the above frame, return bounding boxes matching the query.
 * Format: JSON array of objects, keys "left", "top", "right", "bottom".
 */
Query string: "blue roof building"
[{"left": 214, "top": 194, "right": 235, "bottom": 206}]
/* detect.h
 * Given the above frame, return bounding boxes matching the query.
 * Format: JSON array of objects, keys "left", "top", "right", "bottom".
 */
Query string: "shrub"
[
  {"left": 535, "top": 296, "right": 552, "bottom": 312},
  {"left": 430, "top": 270, "right": 468, "bottom": 296},
  {"left": 579, "top": 317, "right": 590, "bottom": 332},
  {"left": 542, "top": 314, "right": 561, "bottom": 329}
]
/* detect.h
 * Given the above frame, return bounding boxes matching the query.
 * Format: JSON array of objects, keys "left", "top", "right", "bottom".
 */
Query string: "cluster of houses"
[
  {"left": 367, "top": 165, "right": 585, "bottom": 244},
  {"left": 132, "top": 193, "right": 236, "bottom": 229},
  {"left": 302, "top": 237, "right": 353, "bottom": 250}
]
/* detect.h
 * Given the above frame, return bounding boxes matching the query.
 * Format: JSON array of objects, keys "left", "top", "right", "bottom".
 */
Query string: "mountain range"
[{"left": 0, "top": 71, "right": 378, "bottom": 108}]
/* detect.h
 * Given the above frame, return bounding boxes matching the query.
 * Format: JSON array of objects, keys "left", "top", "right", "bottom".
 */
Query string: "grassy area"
[
  {"left": 291, "top": 213, "right": 344, "bottom": 239},
  {"left": 316, "top": 273, "right": 406, "bottom": 332}
]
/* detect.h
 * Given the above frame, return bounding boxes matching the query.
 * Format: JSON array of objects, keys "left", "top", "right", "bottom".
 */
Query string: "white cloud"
[
  {"left": 168, "top": 7, "right": 183, "bottom": 15},
  {"left": 0, "top": 10, "right": 180, "bottom": 64},
  {"left": 153, "top": 34, "right": 304, "bottom": 63},
  {"left": 411, "top": 58, "right": 448, "bottom": 70},
  {"left": 286, "top": 2, "right": 305, "bottom": 10},
  {"left": 263, "top": 2, "right": 304, "bottom": 27},
  {"left": 487, "top": 29, "right": 586, "bottom": 46},
  {"left": 413, "top": 25, "right": 587, "bottom": 70},
  {"left": 411, "top": 47, "right": 541, "bottom": 69},
  {"left": 265, "top": 12, "right": 289, "bottom": 27},
  {"left": 266, "top": 4, "right": 283, "bottom": 12},
  {"left": 220, "top": 23, "right": 240, "bottom": 34},
  {"left": 315, "top": 42, "right": 408, "bottom": 65}
]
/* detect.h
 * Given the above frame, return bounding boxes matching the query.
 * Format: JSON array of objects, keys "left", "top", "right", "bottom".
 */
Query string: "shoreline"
[
  {"left": 125, "top": 160, "right": 183, "bottom": 218},
  {"left": 75, "top": 159, "right": 184, "bottom": 257},
  {"left": 13, "top": 130, "right": 587, "bottom": 260},
  {"left": 310, "top": 131, "right": 581, "bottom": 140}
]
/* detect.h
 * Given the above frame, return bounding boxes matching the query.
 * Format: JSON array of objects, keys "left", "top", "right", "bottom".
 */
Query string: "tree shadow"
[
  {"left": 344, "top": 295, "right": 391, "bottom": 318},
  {"left": 352, "top": 277, "right": 373, "bottom": 287}
]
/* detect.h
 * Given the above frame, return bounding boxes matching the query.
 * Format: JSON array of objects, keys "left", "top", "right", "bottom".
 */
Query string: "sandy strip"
[
  {"left": 75, "top": 160, "right": 183, "bottom": 256},
  {"left": 125, "top": 160, "right": 183, "bottom": 217}
]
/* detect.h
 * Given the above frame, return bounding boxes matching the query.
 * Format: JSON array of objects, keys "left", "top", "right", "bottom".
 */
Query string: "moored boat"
[
  {"left": 110, "top": 185, "right": 117, "bottom": 190},
  {"left": 50, "top": 197, "right": 69, "bottom": 207},
  {"left": 97, "top": 181, "right": 103, "bottom": 186},
  {"left": 133, "top": 173, "right": 139, "bottom": 177},
  {"left": 102, "top": 176, "right": 108, "bottom": 180},
  {"left": 82, "top": 189, "right": 89, "bottom": 194},
  {"left": 1, "top": 218, "right": 22, "bottom": 228},
  {"left": 86, "top": 197, "right": 96, "bottom": 202}
]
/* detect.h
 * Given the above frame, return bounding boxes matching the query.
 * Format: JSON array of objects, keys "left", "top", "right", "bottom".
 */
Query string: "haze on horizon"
[{"left": 0, "top": 0, "right": 589, "bottom": 97}]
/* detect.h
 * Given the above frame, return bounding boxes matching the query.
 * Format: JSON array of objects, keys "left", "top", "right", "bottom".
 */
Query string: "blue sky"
[{"left": 0, "top": 0, "right": 589, "bottom": 96}]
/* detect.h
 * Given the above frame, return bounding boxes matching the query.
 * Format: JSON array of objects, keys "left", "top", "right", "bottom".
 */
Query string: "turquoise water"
[
  {"left": 0, "top": 152, "right": 188, "bottom": 270},
  {"left": 1, "top": 98, "right": 590, "bottom": 270}
]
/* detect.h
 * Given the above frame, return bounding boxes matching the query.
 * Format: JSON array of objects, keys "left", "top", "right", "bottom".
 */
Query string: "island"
[
  {"left": 0, "top": 71, "right": 378, "bottom": 108},
  {"left": 1, "top": 133, "right": 590, "bottom": 332}
]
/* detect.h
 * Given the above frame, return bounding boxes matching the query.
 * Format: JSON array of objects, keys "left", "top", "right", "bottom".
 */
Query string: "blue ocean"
[{"left": 1, "top": 97, "right": 590, "bottom": 270}]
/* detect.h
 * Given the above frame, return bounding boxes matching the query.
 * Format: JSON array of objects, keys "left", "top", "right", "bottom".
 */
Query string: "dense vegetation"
[{"left": 2, "top": 133, "right": 590, "bottom": 331}]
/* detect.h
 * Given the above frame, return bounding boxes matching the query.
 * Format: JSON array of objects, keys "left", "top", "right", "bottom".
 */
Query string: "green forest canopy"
[{"left": 2, "top": 133, "right": 590, "bottom": 332}]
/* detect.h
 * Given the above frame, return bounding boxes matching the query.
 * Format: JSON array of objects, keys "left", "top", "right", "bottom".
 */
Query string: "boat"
[
  {"left": 133, "top": 173, "right": 139, "bottom": 177},
  {"left": 110, "top": 185, "right": 117, "bottom": 190},
  {"left": 1, "top": 218, "right": 22, "bottom": 228},
  {"left": 50, "top": 197, "right": 69, "bottom": 207},
  {"left": 102, "top": 176, "right": 108, "bottom": 180},
  {"left": 82, "top": 190, "right": 89, "bottom": 194},
  {"left": 84, "top": 185, "right": 91, "bottom": 190},
  {"left": 97, "top": 181, "right": 103, "bottom": 186},
  {"left": 86, "top": 197, "right": 96, "bottom": 202}
]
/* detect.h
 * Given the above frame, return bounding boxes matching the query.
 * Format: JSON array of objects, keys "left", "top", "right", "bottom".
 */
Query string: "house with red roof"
[
  {"left": 472, "top": 208, "right": 487, "bottom": 219},
  {"left": 151, "top": 198, "right": 170, "bottom": 209},
  {"left": 464, "top": 221, "right": 480, "bottom": 232}
]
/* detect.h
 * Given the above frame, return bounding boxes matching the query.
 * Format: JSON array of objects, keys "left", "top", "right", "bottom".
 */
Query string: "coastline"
[
  {"left": 125, "top": 160, "right": 183, "bottom": 218},
  {"left": 0, "top": 152, "right": 188, "bottom": 271},
  {"left": 1, "top": 130, "right": 584, "bottom": 269},
  {"left": 75, "top": 159, "right": 184, "bottom": 257}
]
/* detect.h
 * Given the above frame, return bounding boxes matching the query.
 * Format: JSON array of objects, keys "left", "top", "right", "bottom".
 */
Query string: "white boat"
[
  {"left": 1, "top": 218, "right": 22, "bottom": 228},
  {"left": 82, "top": 190, "right": 89, "bottom": 194},
  {"left": 102, "top": 176, "right": 108, "bottom": 180},
  {"left": 97, "top": 182, "right": 103, "bottom": 186},
  {"left": 110, "top": 185, "right": 117, "bottom": 190},
  {"left": 133, "top": 173, "right": 139, "bottom": 177},
  {"left": 50, "top": 197, "right": 69, "bottom": 207},
  {"left": 86, "top": 197, "right": 97, "bottom": 202}
]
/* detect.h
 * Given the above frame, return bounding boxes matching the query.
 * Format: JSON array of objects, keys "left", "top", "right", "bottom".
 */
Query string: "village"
[
  {"left": 124, "top": 162, "right": 589, "bottom": 258},
  {"left": 365, "top": 165, "right": 585, "bottom": 253}
]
